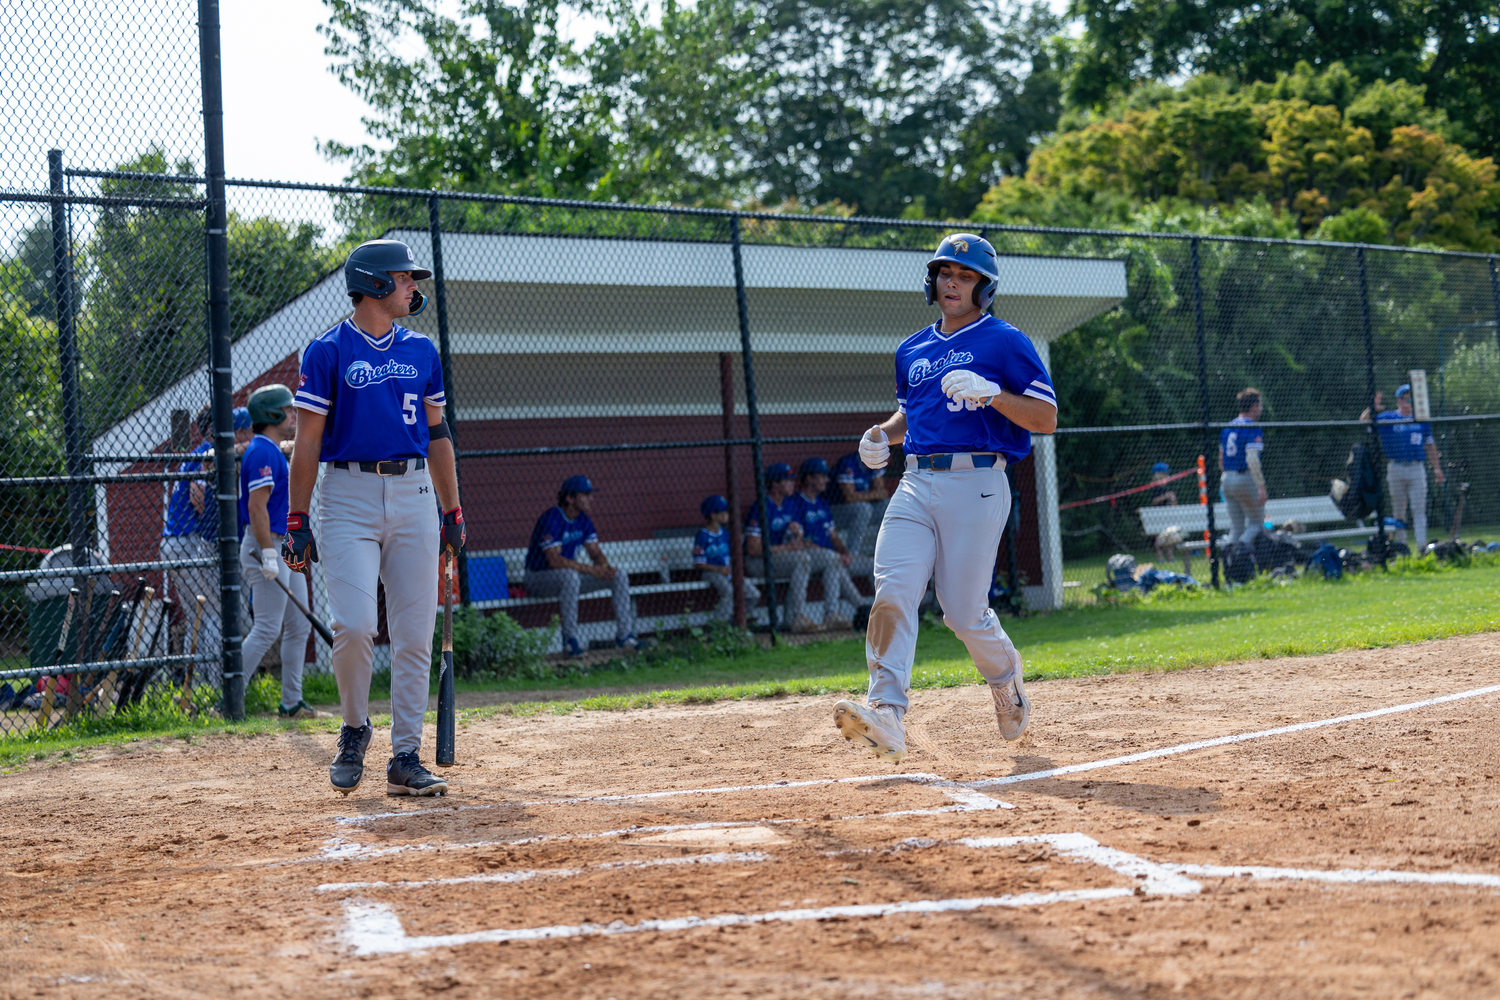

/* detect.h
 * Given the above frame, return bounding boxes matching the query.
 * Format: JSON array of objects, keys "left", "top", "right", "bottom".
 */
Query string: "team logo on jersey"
[
  {"left": 345, "top": 359, "right": 419, "bottom": 388},
  {"left": 907, "top": 349, "right": 974, "bottom": 387}
]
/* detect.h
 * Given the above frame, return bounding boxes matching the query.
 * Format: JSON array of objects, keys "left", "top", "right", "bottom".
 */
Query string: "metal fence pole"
[
  {"left": 1190, "top": 238, "right": 1219, "bottom": 588},
  {"left": 730, "top": 215, "right": 777, "bottom": 641},
  {"left": 199, "top": 0, "right": 244, "bottom": 717},
  {"left": 47, "top": 151, "right": 91, "bottom": 578},
  {"left": 720, "top": 353, "right": 747, "bottom": 628},
  {"left": 1357, "top": 246, "right": 1389, "bottom": 569},
  {"left": 427, "top": 195, "right": 468, "bottom": 604},
  {"left": 1491, "top": 257, "right": 1500, "bottom": 355}
]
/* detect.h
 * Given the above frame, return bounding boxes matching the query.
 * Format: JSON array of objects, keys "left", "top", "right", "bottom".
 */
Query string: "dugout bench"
[{"left": 1138, "top": 495, "right": 1379, "bottom": 559}]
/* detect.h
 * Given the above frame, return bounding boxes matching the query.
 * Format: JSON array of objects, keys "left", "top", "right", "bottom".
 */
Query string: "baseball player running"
[
  {"left": 834, "top": 234, "right": 1056, "bottom": 763},
  {"left": 284, "top": 239, "right": 465, "bottom": 796},
  {"left": 237, "top": 385, "right": 322, "bottom": 719}
]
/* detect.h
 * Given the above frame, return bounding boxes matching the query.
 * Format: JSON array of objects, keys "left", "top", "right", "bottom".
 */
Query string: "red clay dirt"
[{"left": 4, "top": 634, "right": 1500, "bottom": 999}]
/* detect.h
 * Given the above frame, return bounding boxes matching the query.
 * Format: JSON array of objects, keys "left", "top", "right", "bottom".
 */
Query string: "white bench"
[
  {"left": 1138, "top": 496, "right": 1377, "bottom": 548},
  {"left": 470, "top": 537, "right": 707, "bottom": 610}
]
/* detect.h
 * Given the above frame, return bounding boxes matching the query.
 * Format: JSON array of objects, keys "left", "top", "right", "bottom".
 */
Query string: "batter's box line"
[
  {"left": 315, "top": 850, "right": 770, "bottom": 893},
  {"left": 340, "top": 833, "right": 1199, "bottom": 955}
]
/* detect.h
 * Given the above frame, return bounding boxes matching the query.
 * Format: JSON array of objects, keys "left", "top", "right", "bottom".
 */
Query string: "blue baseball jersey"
[
  {"left": 896, "top": 314, "right": 1055, "bottom": 462},
  {"left": 743, "top": 496, "right": 799, "bottom": 546},
  {"left": 294, "top": 319, "right": 446, "bottom": 462},
  {"left": 1220, "top": 416, "right": 1264, "bottom": 472},
  {"left": 163, "top": 440, "right": 215, "bottom": 538},
  {"left": 238, "top": 435, "right": 291, "bottom": 535},
  {"left": 826, "top": 453, "right": 872, "bottom": 504},
  {"left": 789, "top": 492, "right": 836, "bottom": 548},
  {"left": 693, "top": 526, "right": 732, "bottom": 568},
  {"left": 525, "top": 507, "right": 599, "bottom": 572},
  {"left": 1376, "top": 411, "right": 1433, "bottom": 463}
]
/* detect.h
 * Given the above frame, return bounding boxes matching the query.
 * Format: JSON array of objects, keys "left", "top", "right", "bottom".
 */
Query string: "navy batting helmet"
[
  {"left": 247, "top": 384, "right": 294, "bottom": 426},
  {"left": 561, "top": 475, "right": 595, "bottom": 495},
  {"left": 799, "top": 456, "right": 829, "bottom": 477},
  {"left": 345, "top": 239, "right": 433, "bottom": 316},
  {"left": 700, "top": 495, "right": 729, "bottom": 518},
  {"left": 763, "top": 462, "right": 793, "bottom": 483},
  {"left": 924, "top": 233, "right": 1000, "bottom": 310}
]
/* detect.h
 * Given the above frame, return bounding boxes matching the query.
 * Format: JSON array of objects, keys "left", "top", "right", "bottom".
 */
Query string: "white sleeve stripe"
[
  {"left": 294, "top": 400, "right": 329, "bottom": 415},
  {"left": 296, "top": 390, "right": 331, "bottom": 405},
  {"left": 1027, "top": 380, "right": 1057, "bottom": 398},
  {"left": 247, "top": 476, "right": 274, "bottom": 490},
  {"left": 424, "top": 394, "right": 445, "bottom": 404},
  {"left": 1022, "top": 388, "right": 1058, "bottom": 407}
]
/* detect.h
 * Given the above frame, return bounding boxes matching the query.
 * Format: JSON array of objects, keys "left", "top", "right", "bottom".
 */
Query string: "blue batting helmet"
[
  {"left": 700, "top": 495, "right": 729, "bottom": 517},
  {"left": 1396, "top": 383, "right": 1412, "bottom": 399},
  {"left": 561, "top": 475, "right": 594, "bottom": 495},
  {"left": 1152, "top": 462, "right": 1170, "bottom": 474},
  {"left": 924, "top": 233, "right": 1000, "bottom": 310},
  {"left": 345, "top": 239, "right": 432, "bottom": 316},
  {"left": 799, "top": 456, "right": 829, "bottom": 477},
  {"left": 763, "top": 462, "right": 793, "bottom": 482}
]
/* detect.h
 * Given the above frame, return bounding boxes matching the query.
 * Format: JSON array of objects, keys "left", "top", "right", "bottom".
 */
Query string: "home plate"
[{"left": 636, "top": 826, "right": 789, "bottom": 847}]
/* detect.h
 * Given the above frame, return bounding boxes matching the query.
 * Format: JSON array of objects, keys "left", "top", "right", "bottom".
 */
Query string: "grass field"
[{"left": 4, "top": 554, "right": 1495, "bottom": 767}]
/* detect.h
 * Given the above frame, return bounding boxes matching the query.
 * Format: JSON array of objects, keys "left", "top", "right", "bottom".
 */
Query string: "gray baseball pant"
[
  {"left": 161, "top": 532, "right": 221, "bottom": 682},
  {"left": 1221, "top": 471, "right": 1264, "bottom": 544},
  {"left": 1386, "top": 460, "right": 1428, "bottom": 548},
  {"left": 319, "top": 462, "right": 439, "bottom": 756},
  {"left": 865, "top": 466, "right": 1022, "bottom": 718},
  {"left": 758, "top": 549, "right": 811, "bottom": 626},
  {"left": 238, "top": 531, "right": 314, "bottom": 708},
  {"left": 702, "top": 569, "right": 761, "bottom": 621},
  {"left": 524, "top": 566, "right": 635, "bottom": 642},
  {"left": 805, "top": 545, "right": 864, "bottom": 622}
]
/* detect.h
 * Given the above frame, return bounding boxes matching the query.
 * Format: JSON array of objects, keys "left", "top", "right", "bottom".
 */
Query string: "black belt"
[
  {"left": 333, "top": 458, "right": 425, "bottom": 476},
  {"left": 914, "top": 454, "right": 999, "bottom": 470}
]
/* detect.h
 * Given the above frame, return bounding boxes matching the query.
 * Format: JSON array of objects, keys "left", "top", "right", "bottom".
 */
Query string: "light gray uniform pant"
[
  {"left": 320, "top": 462, "right": 439, "bottom": 755},
  {"left": 757, "top": 549, "right": 810, "bottom": 626},
  {"left": 1221, "top": 471, "right": 1264, "bottom": 544},
  {"left": 806, "top": 545, "right": 864, "bottom": 622},
  {"left": 161, "top": 533, "right": 221, "bottom": 683},
  {"left": 703, "top": 570, "right": 760, "bottom": 621},
  {"left": 866, "top": 466, "right": 1022, "bottom": 716},
  {"left": 1386, "top": 460, "right": 1428, "bottom": 548},
  {"left": 524, "top": 566, "right": 634, "bottom": 642},
  {"left": 239, "top": 531, "right": 314, "bottom": 708}
]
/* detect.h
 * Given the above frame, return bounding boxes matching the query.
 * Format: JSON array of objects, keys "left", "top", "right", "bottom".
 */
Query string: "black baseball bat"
[
  {"left": 37, "top": 588, "right": 79, "bottom": 726},
  {"left": 436, "top": 547, "right": 456, "bottom": 766},
  {"left": 272, "top": 574, "right": 335, "bottom": 647},
  {"left": 93, "top": 578, "right": 146, "bottom": 709},
  {"left": 64, "top": 579, "right": 96, "bottom": 716},
  {"left": 123, "top": 595, "right": 172, "bottom": 707}
]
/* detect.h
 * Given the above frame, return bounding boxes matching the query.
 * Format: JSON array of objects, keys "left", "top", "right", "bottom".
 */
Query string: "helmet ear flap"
[{"left": 408, "top": 289, "right": 427, "bottom": 317}]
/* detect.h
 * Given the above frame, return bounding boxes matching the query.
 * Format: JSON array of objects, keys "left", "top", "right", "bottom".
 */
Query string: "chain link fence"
[{"left": 2, "top": 2, "right": 1497, "bottom": 739}]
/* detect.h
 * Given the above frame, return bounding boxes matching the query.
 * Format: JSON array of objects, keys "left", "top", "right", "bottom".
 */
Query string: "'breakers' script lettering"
[
  {"left": 907, "top": 349, "right": 974, "bottom": 387},
  {"left": 346, "top": 359, "right": 419, "bottom": 388}
]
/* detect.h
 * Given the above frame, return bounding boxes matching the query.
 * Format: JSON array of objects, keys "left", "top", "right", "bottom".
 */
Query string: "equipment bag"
[
  {"left": 1337, "top": 442, "right": 1381, "bottom": 520},
  {"left": 1222, "top": 541, "right": 1257, "bottom": 584}
]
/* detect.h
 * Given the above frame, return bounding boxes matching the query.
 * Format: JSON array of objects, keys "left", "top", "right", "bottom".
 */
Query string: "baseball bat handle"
[{"left": 436, "top": 548, "right": 455, "bottom": 765}]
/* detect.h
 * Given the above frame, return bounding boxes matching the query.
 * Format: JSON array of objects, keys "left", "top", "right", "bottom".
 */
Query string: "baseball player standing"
[
  {"left": 284, "top": 239, "right": 465, "bottom": 797},
  {"left": 1219, "top": 388, "right": 1267, "bottom": 545},
  {"left": 1361, "top": 385, "right": 1445, "bottom": 549},
  {"left": 834, "top": 234, "right": 1056, "bottom": 763}
]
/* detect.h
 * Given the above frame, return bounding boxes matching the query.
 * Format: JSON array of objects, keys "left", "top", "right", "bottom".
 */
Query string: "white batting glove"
[
  {"left": 859, "top": 426, "right": 890, "bottom": 470},
  {"left": 260, "top": 548, "right": 280, "bottom": 581},
  {"left": 941, "top": 369, "right": 1000, "bottom": 405}
]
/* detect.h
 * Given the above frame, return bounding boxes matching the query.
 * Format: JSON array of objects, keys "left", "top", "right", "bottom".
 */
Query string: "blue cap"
[
  {"left": 1396, "top": 383, "right": 1412, "bottom": 398},
  {"left": 799, "top": 456, "right": 829, "bottom": 476},
  {"left": 1152, "top": 462, "right": 1170, "bottom": 474},
  {"left": 764, "top": 462, "right": 793, "bottom": 482},
  {"left": 561, "top": 475, "right": 594, "bottom": 494},
  {"left": 232, "top": 406, "right": 251, "bottom": 430},
  {"left": 700, "top": 495, "right": 729, "bottom": 517}
]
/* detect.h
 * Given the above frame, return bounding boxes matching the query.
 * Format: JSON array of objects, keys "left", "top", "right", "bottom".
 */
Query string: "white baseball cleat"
[
  {"left": 833, "top": 700, "right": 906, "bottom": 763},
  {"left": 991, "top": 676, "right": 1030, "bottom": 741}
]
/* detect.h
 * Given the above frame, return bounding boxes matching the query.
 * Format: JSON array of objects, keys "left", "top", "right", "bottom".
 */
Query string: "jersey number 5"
[{"left": 402, "top": 393, "right": 418, "bottom": 425}]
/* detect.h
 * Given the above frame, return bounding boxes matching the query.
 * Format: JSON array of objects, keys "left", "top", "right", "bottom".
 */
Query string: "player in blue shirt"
[
  {"left": 788, "top": 457, "right": 864, "bottom": 631},
  {"left": 1362, "top": 384, "right": 1445, "bottom": 549},
  {"left": 236, "top": 386, "right": 321, "bottom": 719},
  {"left": 1218, "top": 388, "right": 1267, "bottom": 545},
  {"left": 285, "top": 239, "right": 464, "bottom": 797},
  {"left": 834, "top": 234, "right": 1056, "bottom": 765},
  {"left": 694, "top": 495, "right": 760, "bottom": 622},
  {"left": 523, "top": 475, "right": 637, "bottom": 657},
  {"left": 825, "top": 452, "right": 889, "bottom": 564},
  {"left": 744, "top": 463, "right": 815, "bottom": 631},
  {"left": 160, "top": 404, "right": 235, "bottom": 672}
]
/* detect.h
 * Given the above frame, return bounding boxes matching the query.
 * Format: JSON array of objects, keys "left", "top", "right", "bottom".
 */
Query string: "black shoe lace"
[{"left": 336, "top": 726, "right": 366, "bottom": 763}]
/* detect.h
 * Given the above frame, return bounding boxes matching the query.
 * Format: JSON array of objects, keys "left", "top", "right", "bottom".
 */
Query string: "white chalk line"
[
  {"left": 1163, "top": 862, "right": 1500, "bottom": 889},
  {"left": 317, "top": 850, "right": 770, "bottom": 893},
  {"left": 332, "top": 682, "right": 1500, "bottom": 831}
]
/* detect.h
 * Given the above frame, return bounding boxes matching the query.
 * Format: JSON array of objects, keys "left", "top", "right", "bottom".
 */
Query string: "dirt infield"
[{"left": 5, "top": 634, "right": 1500, "bottom": 999}]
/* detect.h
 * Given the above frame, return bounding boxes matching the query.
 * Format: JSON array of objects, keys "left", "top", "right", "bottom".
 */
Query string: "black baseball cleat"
[
  {"left": 387, "top": 751, "right": 449, "bottom": 797},
  {"left": 330, "top": 723, "right": 373, "bottom": 795}
]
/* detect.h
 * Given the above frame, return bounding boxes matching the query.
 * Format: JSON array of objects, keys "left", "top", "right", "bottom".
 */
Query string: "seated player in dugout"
[
  {"left": 826, "top": 450, "right": 889, "bottom": 568},
  {"left": 789, "top": 457, "right": 866, "bottom": 633},
  {"left": 835, "top": 233, "right": 1056, "bottom": 765},
  {"left": 1149, "top": 462, "right": 1178, "bottom": 505},
  {"left": 743, "top": 463, "right": 814, "bottom": 633},
  {"left": 694, "top": 494, "right": 760, "bottom": 622},
  {"left": 522, "top": 475, "right": 638, "bottom": 657}
]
